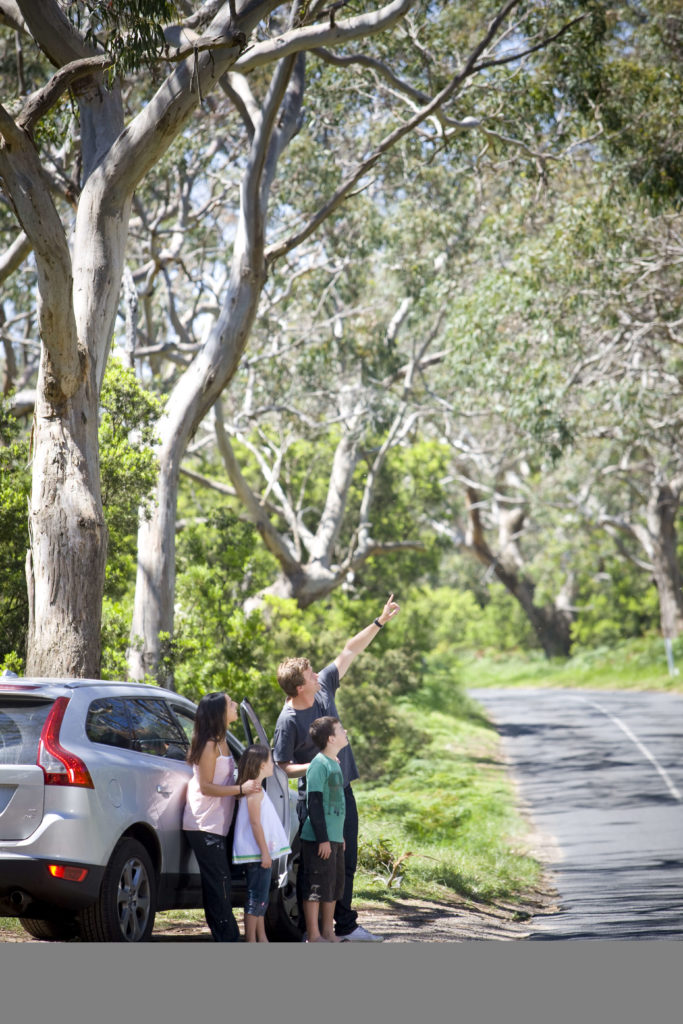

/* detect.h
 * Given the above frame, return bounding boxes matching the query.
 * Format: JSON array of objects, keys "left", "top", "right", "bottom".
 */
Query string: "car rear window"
[
  {"left": 126, "top": 699, "right": 189, "bottom": 761},
  {"left": 86, "top": 697, "right": 133, "bottom": 750},
  {"left": 0, "top": 698, "right": 53, "bottom": 765}
]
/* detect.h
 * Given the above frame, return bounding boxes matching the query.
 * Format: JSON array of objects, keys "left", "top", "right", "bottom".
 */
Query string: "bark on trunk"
[
  {"left": 244, "top": 565, "right": 344, "bottom": 613},
  {"left": 648, "top": 482, "right": 683, "bottom": 639},
  {"left": 465, "top": 489, "right": 573, "bottom": 659},
  {"left": 25, "top": 359, "right": 107, "bottom": 676},
  {"left": 487, "top": 559, "right": 573, "bottom": 658}
]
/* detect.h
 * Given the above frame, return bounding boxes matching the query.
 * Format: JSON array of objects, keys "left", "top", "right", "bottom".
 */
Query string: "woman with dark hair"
[{"left": 182, "top": 692, "right": 260, "bottom": 942}]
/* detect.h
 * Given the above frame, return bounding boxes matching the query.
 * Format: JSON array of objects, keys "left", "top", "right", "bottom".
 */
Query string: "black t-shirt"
[{"left": 272, "top": 663, "right": 359, "bottom": 796}]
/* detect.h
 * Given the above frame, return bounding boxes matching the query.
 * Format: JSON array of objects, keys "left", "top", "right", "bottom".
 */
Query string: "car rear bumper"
[{"left": 0, "top": 855, "right": 104, "bottom": 917}]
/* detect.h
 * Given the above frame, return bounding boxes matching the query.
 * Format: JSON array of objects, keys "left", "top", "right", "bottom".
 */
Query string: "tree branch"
[
  {"left": 0, "top": 230, "right": 31, "bottom": 284},
  {"left": 233, "top": 0, "right": 416, "bottom": 73},
  {"left": 265, "top": 0, "right": 523, "bottom": 263},
  {"left": 213, "top": 398, "right": 302, "bottom": 572},
  {"left": 17, "top": 55, "right": 113, "bottom": 134},
  {"left": 0, "top": 104, "right": 83, "bottom": 398}
]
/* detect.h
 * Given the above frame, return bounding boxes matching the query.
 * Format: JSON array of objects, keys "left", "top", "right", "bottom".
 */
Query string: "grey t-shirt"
[{"left": 272, "top": 663, "right": 359, "bottom": 796}]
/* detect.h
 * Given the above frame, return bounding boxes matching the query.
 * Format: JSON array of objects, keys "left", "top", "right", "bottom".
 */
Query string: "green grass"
[
  {"left": 0, "top": 917, "right": 23, "bottom": 939},
  {"left": 456, "top": 634, "right": 683, "bottom": 693},
  {"left": 353, "top": 693, "right": 542, "bottom": 908}
]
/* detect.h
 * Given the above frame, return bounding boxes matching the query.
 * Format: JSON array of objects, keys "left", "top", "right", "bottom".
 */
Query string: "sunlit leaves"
[{"left": 65, "top": 0, "right": 179, "bottom": 75}]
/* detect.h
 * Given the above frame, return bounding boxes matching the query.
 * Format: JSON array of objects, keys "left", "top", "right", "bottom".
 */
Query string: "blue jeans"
[{"left": 244, "top": 863, "right": 271, "bottom": 917}]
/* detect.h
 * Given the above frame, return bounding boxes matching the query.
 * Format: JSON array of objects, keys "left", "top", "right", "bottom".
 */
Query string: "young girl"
[
  {"left": 182, "top": 692, "right": 261, "bottom": 942},
  {"left": 232, "top": 744, "right": 292, "bottom": 942}
]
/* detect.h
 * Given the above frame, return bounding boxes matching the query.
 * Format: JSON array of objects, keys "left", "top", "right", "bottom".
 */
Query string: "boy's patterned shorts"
[{"left": 300, "top": 840, "right": 345, "bottom": 903}]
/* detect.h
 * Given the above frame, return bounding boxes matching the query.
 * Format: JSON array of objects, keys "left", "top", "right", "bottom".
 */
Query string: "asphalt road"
[{"left": 469, "top": 688, "right": 683, "bottom": 940}]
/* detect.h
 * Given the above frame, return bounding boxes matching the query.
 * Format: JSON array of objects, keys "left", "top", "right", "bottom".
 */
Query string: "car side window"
[
  {"left": 168, "top": 704, "right": 195, "bottom": 744},
  {"left": 86, "top": 698, "right": 133, "bottom": 750},
  {"left": 126, "top": 699, "right": 188, "bottom": 761}
]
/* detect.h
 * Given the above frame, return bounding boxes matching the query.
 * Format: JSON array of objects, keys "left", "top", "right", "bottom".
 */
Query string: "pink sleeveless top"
[{"left": 182, "top": 752, "right": 236, "bottom": 836}]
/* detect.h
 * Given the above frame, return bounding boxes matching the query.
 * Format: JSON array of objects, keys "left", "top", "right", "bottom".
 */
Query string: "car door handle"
[{"left": 156, "top": 785, "right": 173, "bottom": 796}]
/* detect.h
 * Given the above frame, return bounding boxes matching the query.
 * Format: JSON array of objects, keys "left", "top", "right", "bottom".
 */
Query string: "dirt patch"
[{"left": 2, "top": 877, "right": 559, "bottom": 943}]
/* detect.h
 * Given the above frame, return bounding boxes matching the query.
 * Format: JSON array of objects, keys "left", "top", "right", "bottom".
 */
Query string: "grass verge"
[
  {"left": 455, "top": 634, "right": 683, "bottom": 693},
  {"left": 353, "top": 691, "right": 542, "bottom": 908}
]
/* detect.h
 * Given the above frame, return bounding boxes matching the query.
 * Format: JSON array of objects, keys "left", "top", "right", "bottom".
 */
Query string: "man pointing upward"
[{"left": 272, "top": 593, "right": 401, "bottom": 941}]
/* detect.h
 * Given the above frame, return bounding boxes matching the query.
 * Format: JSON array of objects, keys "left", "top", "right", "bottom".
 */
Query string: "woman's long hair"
[
  {"left": 187, "top": 692, "right": 229, "bottom": 765},
  {"left": 236, "top": 744, "right": 271, "bottom": 786}
]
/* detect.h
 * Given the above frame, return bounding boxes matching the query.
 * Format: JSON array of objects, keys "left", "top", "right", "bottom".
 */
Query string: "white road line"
[{"left": 574, "top": 696, "right": 682, "bottom": 802}]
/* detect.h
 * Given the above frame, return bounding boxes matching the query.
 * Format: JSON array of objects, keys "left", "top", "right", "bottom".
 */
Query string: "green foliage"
[
  {"left": 101, "top": 597, "right": 136, "bottom": 681},
  {"left": 65, "top": 1, "right": 179, "bottom": 75},
  {"left": 571, "top": 572, "right": 660, "bottom": 648},
  {"left": 409, "top": 585, "right": 536, "bottom": 659},
  {"left": 0, "top": 398, "right": 30, "bottom": 663},
  {"left": 530, "top": 0, "right": 683, "bottom": 205},
  {"left": 460, "top": 633, "right": 683, "bottom": 692},
  {"left": 355, "top": 687, "right": 542, "bottom": 902},
  {"left": 99, "top": 359, "right": 164, "bottom": 599},
  {"left": 170, "top": 509, "right": 277, "bottom": 710},
  {"left": 0, "top": 650, "right": 24, "bottom": 676}
]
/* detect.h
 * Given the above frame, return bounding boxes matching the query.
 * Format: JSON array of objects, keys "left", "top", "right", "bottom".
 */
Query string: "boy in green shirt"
[{"left": 301, "top": 716, "right": 348, "bottom": 942}]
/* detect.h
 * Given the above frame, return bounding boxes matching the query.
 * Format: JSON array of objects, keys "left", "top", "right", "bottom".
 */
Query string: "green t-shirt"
[{"left": 300, "top": 752, "right": 345, "bottom": 844}]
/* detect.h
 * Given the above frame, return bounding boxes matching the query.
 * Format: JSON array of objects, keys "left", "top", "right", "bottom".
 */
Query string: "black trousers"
[
  {"left": 184, "top": 829, "right": 240, "bottom": 942},
  {"left": 296, "top": 784, "right": 359, "bottom": 937}
]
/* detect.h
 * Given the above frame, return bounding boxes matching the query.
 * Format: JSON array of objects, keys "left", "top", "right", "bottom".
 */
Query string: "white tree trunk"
[
  {"left": 128, "top": 283, "right": 266, "bottom": 682},
  {"left": 128, "top": 49, "right": 306, "bottom": 682},
  {"left": 26, "top": 361, "right": 107, "bottom": 676}
]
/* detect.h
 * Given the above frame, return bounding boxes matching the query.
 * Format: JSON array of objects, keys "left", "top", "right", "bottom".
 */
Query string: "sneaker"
[{"left": 339, "top": 925, "right": 384, "bottom": 942}]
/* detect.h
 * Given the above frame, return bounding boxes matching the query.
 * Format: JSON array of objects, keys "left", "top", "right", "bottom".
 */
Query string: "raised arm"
[{"left": 334, "top": 593, "right": 400, "bottom": 680}]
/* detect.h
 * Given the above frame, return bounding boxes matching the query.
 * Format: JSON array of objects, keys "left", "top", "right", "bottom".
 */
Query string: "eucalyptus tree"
[
  {"left": 180, "top": 288, "right": 443, "bottom": 610},
  {"left": 435, "top": 155, "right": 683, "bottom": 647},
  {"left": 124, "top": 0, "right": 584, "bottom": 681},
  {"left": 0, "top": 0, "right": 603, "bottom": 681},
  {"left": 560, "top": 210, "right": 683, "bottom": 641},
  {"left": 0, "top": 0, "right": 457, "bottom": 677}
]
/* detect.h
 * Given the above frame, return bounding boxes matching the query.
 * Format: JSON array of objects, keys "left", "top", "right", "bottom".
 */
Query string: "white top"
[
  {"left": 182, "top": 753, "right": 236, "bottom": 836},
  {"left": 232, "top": 789, "right": 292, "bottom": 863}
]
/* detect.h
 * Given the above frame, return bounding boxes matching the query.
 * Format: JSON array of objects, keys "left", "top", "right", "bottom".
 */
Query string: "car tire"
[
  {"left": 264, "top": 851, "right": 304, "bottom": 942},
  {"left": 19, "top": 915, "right": 79, "bottom": 941},
  {"left": 79, "top": 838, "right": 157, "bottom": 942}
]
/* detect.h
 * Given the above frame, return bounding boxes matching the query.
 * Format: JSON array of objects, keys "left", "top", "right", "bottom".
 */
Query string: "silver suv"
[{"left": 0, "top": 676, "right": 301, "bottom": 942}]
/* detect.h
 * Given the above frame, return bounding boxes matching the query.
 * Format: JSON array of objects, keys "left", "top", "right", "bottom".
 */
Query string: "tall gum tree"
[
  {"left": 0, "top": 0, "right": 422, "bottom": 677},
  {"left": 127, "top": 0, "right": 560, "bottom": 681},
  {"left": 0, "top": 1, "right": 585, "bottom": 679}
]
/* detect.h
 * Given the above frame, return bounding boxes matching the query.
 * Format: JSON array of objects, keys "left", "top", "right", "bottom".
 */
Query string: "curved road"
[{"left": 469, "top": 688, "right": 683, "bottom": 940}]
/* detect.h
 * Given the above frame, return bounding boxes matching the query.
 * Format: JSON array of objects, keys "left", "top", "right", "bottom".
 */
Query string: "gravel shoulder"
[{"left": 2, "top": 869, "right": 560, "bottom": 944}]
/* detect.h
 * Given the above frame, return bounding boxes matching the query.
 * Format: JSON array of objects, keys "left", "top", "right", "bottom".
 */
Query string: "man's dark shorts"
[{"left": 300, "top": 840, "right": 345, "bottom": 903}]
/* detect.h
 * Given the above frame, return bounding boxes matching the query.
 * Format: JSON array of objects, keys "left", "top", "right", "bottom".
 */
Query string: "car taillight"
[{"left": 37, "top": 696, "right": 94, "bottom": 788}]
